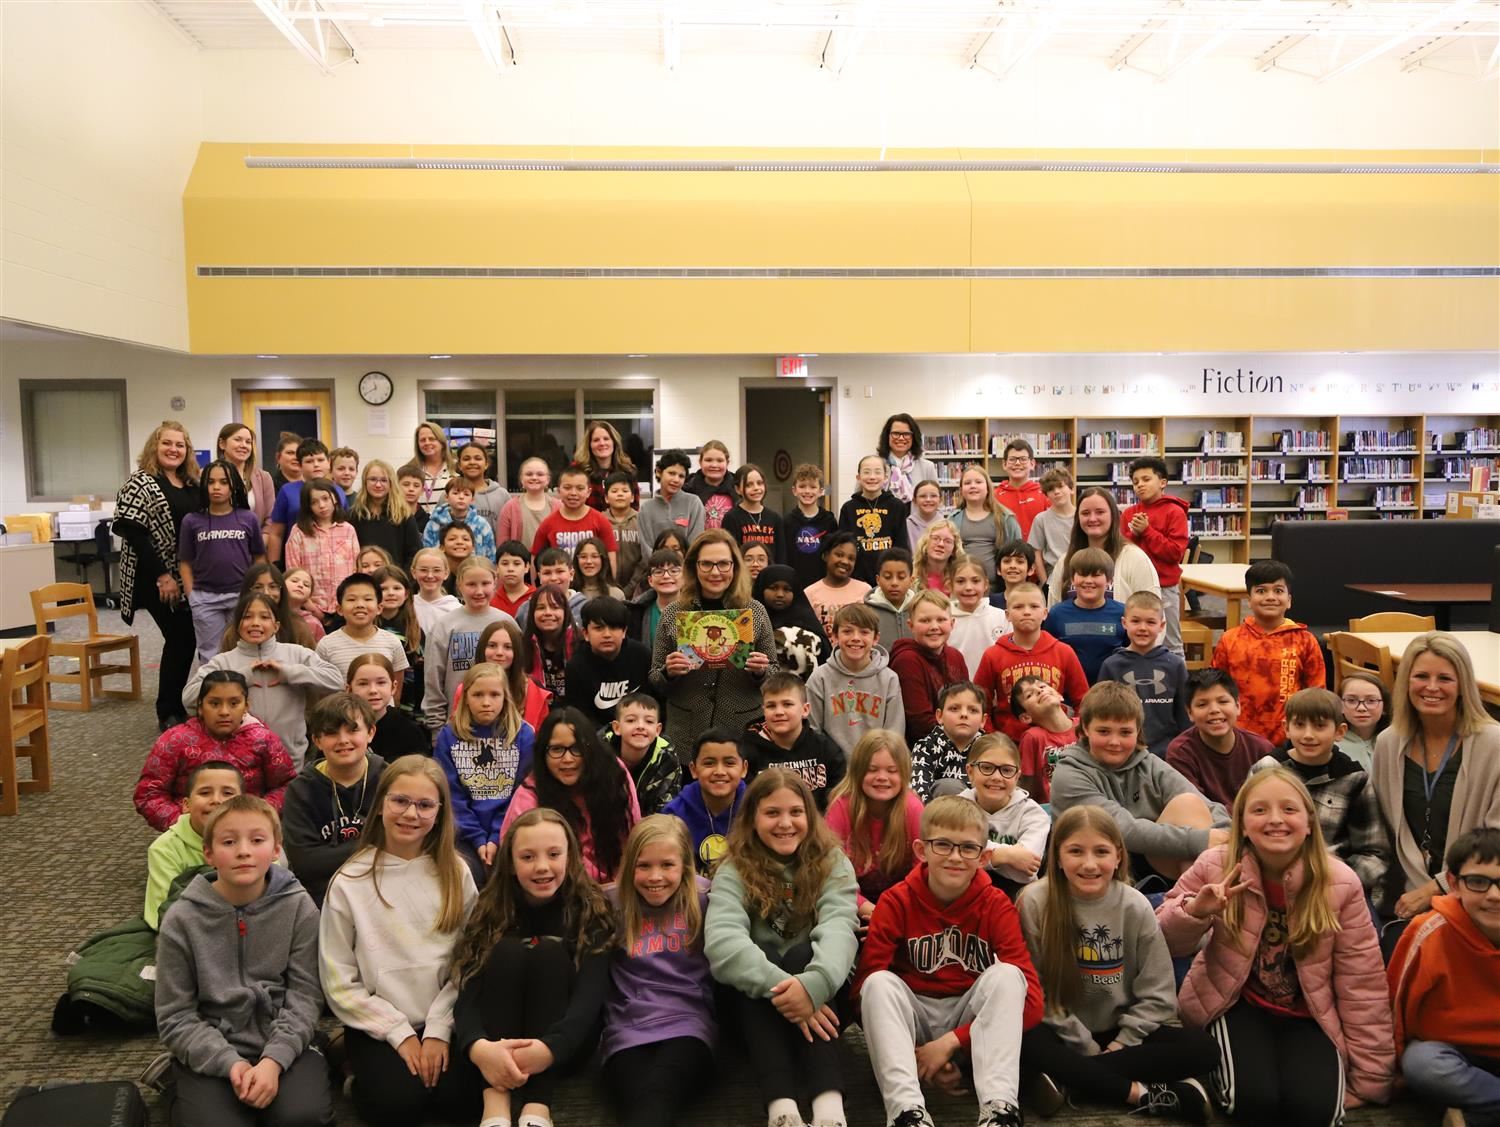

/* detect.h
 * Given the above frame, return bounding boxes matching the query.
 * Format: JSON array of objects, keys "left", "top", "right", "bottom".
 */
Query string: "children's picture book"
[{"left": 676, "top": 609, "right": 755, "bottom": 670}]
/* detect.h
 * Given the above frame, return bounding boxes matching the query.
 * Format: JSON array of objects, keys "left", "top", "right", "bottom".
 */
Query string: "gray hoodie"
[
  {"left": 154, "top": 864, "right": 323, "bottom": 1076},
  {"left": 183, "top": 640, "right": 345, "bottom": 767},
  {"left": 1049, "top": 742, "right": 1229, "bottom": 861},
  {"left": 805, "top": 644, "right": 905, "bottom": 757},
  {"left": 471, "top": 479, "right": 511, "bottom": 536},
  {"left": 637, "top": 490, "right": 706, "bottom": 551},
  {"left": 1096, "top": 645, "right": 1190, "bottom": 758},
  {"left": 863, "top": 586, "right": 915, "bottom": 647}
]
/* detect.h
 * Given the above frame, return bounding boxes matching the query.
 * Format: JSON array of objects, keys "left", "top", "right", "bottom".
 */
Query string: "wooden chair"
[
  {"left": 1327, "top": 631, "right": 1395, "bottom": 688},
  {"left": 1348, "top": 611, "right": 1436, "bottom": 633},
  {"left": 0, "top": 635, "right": 52, "bottom": 816},
  {"left": 29, "top": 582, "right": 141, "bottom": 712},
  {"left": 1181, "top": 620, "right": 1214, "bottom": 671}
]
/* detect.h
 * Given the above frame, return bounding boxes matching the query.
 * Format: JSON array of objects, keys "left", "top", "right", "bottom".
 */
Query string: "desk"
[
  {"left": 1355, "top": 631, "right": 1500, "bottom": 708},
  {"left": 1179, "top": 563, "right": 1250, "bottom": 628},
  {"left": 1344, "top": 582, "right": 1492, "bottom": 632}
]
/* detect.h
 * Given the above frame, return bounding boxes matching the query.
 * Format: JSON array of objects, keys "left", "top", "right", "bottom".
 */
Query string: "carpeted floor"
[{"left": 0, "top": 605, "right": 1442, "bottom": 1126}]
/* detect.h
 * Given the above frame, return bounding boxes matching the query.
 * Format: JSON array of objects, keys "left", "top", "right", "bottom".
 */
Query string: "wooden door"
[{"left": 238, "top": 389, "right": 334, "bottom": 447}]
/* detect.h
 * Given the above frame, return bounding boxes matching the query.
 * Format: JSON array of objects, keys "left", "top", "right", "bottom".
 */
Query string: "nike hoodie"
[
  {"left": 805, "top": 644, "right": 906, "bottom": 757},
  {"left": 1096, "top": 644, "right": 1190, "bottom": 757},
  {"left": 972, "top": 631, "right": 1090, "bottom": 742},
  {"left": 1049, "top": 743, "right": 1229, "bottom": 861}
]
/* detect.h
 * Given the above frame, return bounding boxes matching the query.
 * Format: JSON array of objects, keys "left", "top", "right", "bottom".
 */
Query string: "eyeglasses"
[
  {"left": 696, "top": 559, "right": 735, "bottom": 572},
  {"left": 923, "top": 838, "right": 985, "bottom": 860},
  {"left": 649, "top": 564, "right": 682, "bottom": 577},
  {"left": 1456, "top": 873, "right": 1500, "bottom": 894},
  {"left": 545, "top": 744, "right": 583, "bottom": 760},
  {"left": 1003, "top": 455, "right": 1032, "bottom": 465},
  {"left": 386, "top": 794, "right": 441, "bottom": 819},
  {"left": 969, "top": 762, "right": 1020, "bottom": 779},
  {"left": 888, "top": 428, "right": 913, "bottom": 438},
  {"left": 1340, "top": 696, "right": 1382, "bottom": 709}
]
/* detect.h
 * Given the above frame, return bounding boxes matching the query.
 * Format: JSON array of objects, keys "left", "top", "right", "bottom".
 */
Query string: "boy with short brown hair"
[{"left": 785, "top": 462, "right": 839, "bottom": 593}]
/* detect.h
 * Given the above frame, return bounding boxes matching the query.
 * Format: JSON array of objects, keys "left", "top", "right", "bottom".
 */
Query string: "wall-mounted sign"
[{"left": 776, "top": 356, "right": 809, "bottom": 379}]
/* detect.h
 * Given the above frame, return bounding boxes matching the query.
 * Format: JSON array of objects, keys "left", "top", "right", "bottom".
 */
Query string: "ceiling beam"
[
  {"left": 1400, "top": 29, "right": 1467, "bottom": 72},
  {"left": 1485, "top": 34, "right": 1500, "bottom": 78},
  {"left": 1255, "top": 32, "right": 1308, "bottom": 71},
  {"left": 1318, "top": 0, "right": 1481, "bottom": 82},
  {"left": 822, "top": 3, "right": 872, "bottom": 76},
  {"left": 141, "top": 0, "right": 204, "bottom": 49},
  {"left": 462, "top": 0, "right": 514, "bottom": 72},
  {"left": 251, "top": 0, "right": 356, "bottom": 73},
  {"left": 1109, "top": 0, "right": 1182, "bottom": 72},
  {"left": 963, "top": 1, "right": 1009, "bottom": 69}
]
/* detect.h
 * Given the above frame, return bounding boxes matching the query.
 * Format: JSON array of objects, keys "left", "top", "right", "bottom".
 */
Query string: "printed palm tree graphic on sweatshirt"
[{"left": 1075, "top": 923, "right": 1125, "bottom": 987}]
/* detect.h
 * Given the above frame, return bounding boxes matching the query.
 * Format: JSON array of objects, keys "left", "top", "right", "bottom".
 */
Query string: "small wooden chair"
[
  {"left": 29, "top": 582, "right": 141, "bottom": 712},
  {"left": 0, "top": 635, "right": 52, "bottom": 816},
  {"left": 1348, "top": 611, "right": 1436, "bottom": 633},
  {"left": 1327, "top": 631, "right": 1395, "bottom": 688},
  {"left": 1181, "top": 620, "right": 1214, "bottom": 671}
]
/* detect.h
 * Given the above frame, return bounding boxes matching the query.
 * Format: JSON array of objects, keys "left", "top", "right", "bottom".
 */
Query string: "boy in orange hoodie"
[
  {"left": 1121, "top": 456, "right": 1190, "bottom": 657},
  {"left": 1388, "top": 827, "right": 1500, "bottom": 1126},
  {"left": 1210, "top": 560, "right": 1324, "bottom": 746}
]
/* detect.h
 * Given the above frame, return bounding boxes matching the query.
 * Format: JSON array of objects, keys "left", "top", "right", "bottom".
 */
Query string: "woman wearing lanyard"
[{"left": 1373, "top": 632, "right": 1500, "bottom": 928}]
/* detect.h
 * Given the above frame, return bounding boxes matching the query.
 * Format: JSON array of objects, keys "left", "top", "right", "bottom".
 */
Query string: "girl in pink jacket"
[{"left": 1157, "top": 766, "right": 1394, "bottom": 1126}]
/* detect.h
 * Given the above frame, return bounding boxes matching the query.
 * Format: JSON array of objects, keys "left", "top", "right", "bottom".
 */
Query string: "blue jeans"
[{"left": 1403, "top": 1041, "right": 1500, "bottom": 1127}]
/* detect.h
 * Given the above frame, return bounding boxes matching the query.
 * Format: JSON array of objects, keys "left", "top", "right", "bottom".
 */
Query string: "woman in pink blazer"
[
  {"left": 1156, "top": 766, "right": 1394, "bottom": 1126},
  {"left": 217, "top": 422, "right": 277, "bottom": 533}
]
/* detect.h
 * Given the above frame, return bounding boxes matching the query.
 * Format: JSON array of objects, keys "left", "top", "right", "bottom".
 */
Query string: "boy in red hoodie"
[
  {"left": 889, "top": 589, "right": 969, "bottom": 745},
  {"left": 973, "top": 582, "right": 1088, "bottom": 743},
  {"left": 994, "top": 439, "right": 1047, "bottom": 539},
  {"left": 1121, "top": 456, "right": 1190, "bottom": 658},
  {"left": 1388, "top": 827, "right": 1500, "bottom": 1126},
  {"left": 853, "top": 794, "right": 1043, "bottom": 1127}
]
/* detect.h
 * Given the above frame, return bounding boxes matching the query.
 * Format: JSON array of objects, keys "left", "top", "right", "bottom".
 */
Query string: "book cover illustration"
[{"left": 676, "top": 609, "right": 755, "bottom": 670}]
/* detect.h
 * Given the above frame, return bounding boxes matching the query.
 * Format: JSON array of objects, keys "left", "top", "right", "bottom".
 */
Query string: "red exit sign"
[{"left": 776, "top": 356, "right": 810, "bottom": 379}]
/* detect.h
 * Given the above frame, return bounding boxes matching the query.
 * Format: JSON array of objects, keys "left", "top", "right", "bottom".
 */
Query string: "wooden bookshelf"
[{"left": 916, "top": 411, "right": 1500, "bottom": 563}]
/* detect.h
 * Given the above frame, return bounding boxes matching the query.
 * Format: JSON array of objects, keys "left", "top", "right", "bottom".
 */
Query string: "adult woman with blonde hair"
[
  {"left": 649, "top": 529, "right": 778, "bottom": 747},
  {"left": 1046, "top": 487, "right": 1161, "bottom": 607},
  {"left": 349, "top": 459, "right": 424, "bottom": 569},
  {"left": 116, "top": 420, "right": 201, "bottom": 731},
  {"left": 412, "top": 420, "right": 453, "bottom": 517},
  {"left": 215, "top": 422, "right": 276, "bottom": 533},
  {"left": 573, "top": 419, "right": 640, "bottom": 512},
  {"left": 1374, "top": 631, "right": 1500, "bottom": 921}
]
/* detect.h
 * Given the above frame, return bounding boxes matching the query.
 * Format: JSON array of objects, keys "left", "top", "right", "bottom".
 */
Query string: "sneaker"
[
  {"left": 1028, "top": 1072, "right": 1066, "bottom": 1118},
  {"left": 892, "top": 1110, "right": 937, "bottom": 1127},
  {"left": 976, "top": 1100, "right": 1025, "bottom": 1127},
  {"left": 1136, "top": 1079, "right": 1211, "bottom": 1123},
  {"left": 769, "top": 1115, "right": 807, "bottom": 1127},
  {"left": 139, "top": 1051, "right": 173, "bottom": 1093}
]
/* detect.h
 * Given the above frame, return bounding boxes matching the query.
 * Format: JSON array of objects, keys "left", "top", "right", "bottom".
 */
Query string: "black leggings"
[
  {"left": 1209, "top": 1001, "right": 1345, "bottom": 1127},
  {"left": 477, "top": 936, "right": 576, "bottom": 1109},
  {"left": 344, "top": 1026, "right": 479, "bottom": 1126},
  {"left": 1021, "top": 1022, "right": 1220, "bottom": 1105},
  {"left": 136, "top": 587, "right": 195, "bottom": 724},
  {"left": 726, "top": 941, "right": 842, "bottom": 1108},
  {"left": 603, "top": 1037, "right": 713, "bottom": 1127}
]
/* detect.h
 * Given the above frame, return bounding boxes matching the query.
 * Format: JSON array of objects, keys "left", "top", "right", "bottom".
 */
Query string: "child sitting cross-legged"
[
  {"left": 1388, "top": 827, "right": 1500, "bottom": 1127},
  {"left": 1018, "top": 806, "right": 1219, "bottom": 1123},
  {"left": 662, "top": 728, "right": 747, "bottom": 875},
  {"left": 144, "top": 762, "right": 243, "bottom": 931},
  {"left": 958, "top": 733, "right": 1049, "bottom": 898},
  {"left": 805, "top": 602, "right": 904, "bottom": 759},
  {"left": 825, "top": 729, "right": 924, "bottom": 924},
  {"left": 319, "top": 755, "right": 477, "bottom": 1127},
  {"left": 1250, "top": 687, "right": 1391, "bottom": 901},
  {"left": 1009, "top": 676, "right": 1077, "bottom": 804},
  {"left": 281, "top": 692, "right": 389, "bottom": 908},
  {"left": 153, "top": 795, "right": 329, "bottom": 1127},
  {"left": 851, "top": 795, "right": 1044, "bottom": 1127},
  {"left": 1157, "top": 767, "right": 1395, "bottom": 1126},
  {"left": 910, "top": 681, "right": 988, "bottom": 802},
  {"left": 1051, "top": 682, "right": 1229, "bottom": 884},
  {"left": 1165, "top": 669, "right": 1275, "bottom": 810},
  {"left": 705, "top": 768, "right": 861, "bottom": 1127}
]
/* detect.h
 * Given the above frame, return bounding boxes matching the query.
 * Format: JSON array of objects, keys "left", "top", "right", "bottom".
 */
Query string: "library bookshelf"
[{"left": 919, "top": 414, "right": 1500, "bottom": 562}]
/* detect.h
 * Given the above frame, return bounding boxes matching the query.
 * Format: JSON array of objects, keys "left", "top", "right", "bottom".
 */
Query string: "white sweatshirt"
[{"left": 319, "top": 850, "right": 477, "bottom": 1048}]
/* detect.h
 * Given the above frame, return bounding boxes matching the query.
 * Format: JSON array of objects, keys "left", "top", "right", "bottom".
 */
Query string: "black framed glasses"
[
  {"left": 969, "top": 762, "right": 1020, "bottom": 779},
  {"left": 545, "top": 744, "right": 583, "bottom": 760},
  {"left": 1456, "top": 873, "right": 1500, "bottom": 894},
  {"left": 696, "top": 559, "right": 735, "bottom": 572},
  {"left": 649, "top": 564, "right": 682, "bottom": 577},
  {"left": 1340, "top": 696, "right": 1382, "bottom": 710},
  {"left": 923, "top": 838, "right": 985, "bottom": 860}
]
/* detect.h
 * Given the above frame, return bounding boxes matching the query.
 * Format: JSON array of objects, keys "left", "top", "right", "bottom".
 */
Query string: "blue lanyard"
[{"left": 1419, "top": 734, "right": 1460, "bottom": 804}]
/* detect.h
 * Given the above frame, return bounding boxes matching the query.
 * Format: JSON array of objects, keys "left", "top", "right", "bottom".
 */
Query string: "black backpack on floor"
[{"left": 2, "top": 1081, "right": 148, "bottom": 1127}]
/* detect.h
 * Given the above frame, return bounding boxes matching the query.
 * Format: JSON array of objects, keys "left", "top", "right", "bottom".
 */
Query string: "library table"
[
  {"left": 1178, "top": 563, "right": 1249, "bottom": 628},
  {"left": 1344, "top": 582, "right": 1492, "bottom": 632},
  {"left": 1355, "top": 630, "right": 1500, "bottom": 708}
]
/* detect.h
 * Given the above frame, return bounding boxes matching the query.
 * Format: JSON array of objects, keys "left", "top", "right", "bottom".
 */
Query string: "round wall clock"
[{"left": 359, "top": 370, "right": 393, "bottom": 405}]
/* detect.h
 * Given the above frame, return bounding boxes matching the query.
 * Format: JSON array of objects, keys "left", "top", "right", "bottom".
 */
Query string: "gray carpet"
[{"left": 0, "top": 606, "right": 1441, "bottom": 1126}]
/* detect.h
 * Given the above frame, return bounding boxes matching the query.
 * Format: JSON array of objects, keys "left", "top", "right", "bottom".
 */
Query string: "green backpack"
[{"left": 51, "top": 866, "right": 210, "bottom": 1035}]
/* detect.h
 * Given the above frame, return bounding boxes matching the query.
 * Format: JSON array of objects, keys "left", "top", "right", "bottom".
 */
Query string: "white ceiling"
[{"left": 148, "top": 0, "right": 1500, "bottom": 82}]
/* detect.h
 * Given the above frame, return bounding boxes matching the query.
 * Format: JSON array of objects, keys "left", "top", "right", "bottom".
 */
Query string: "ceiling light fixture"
[{"left": 430, "top": 354, "right": 452, "bottom": 359}]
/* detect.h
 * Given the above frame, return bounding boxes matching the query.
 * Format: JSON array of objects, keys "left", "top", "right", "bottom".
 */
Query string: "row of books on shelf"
[
  {"left": 1190, "top": 514, "right": 1244, "bottom": 536},
  {"left": 1273, "top": 428, "right": 1332, "bottom": 453},
  {"left": 1371, "top": 485, "right": 1417, "bottom": 509},
  {"left": 1196, "top": 430, "right": 1246, "bottom": 453},
  {"left": 1343, "top": 457, "right": 1416, "bottom": 481},
  {"left": 1193, "top": 487, "right": 1245, "bottom": 509},
  {"left": 1456, "top": 428, "right": 1500, "bottom": 452},
  {"left": 1249, "top": 458, "right": 1332, "bottom": 483},
  {"left": 1347, "top": 429, "right": 1419, "bottom": 453},
  {"left": 1436, "top": 457, "right": 1498, "bottom": 481},
  {"left": 1180, "top": 458, "right": 1247, "bottom": 482},
  {"left": 924, "top": 434, "right": 985, "bottom": 456},
  {"left": 1081, "top": 432, "right": 1159, "bottom": 456},
  {"left": 990, "top": 432, "right": 1071, "bottom": 456}
]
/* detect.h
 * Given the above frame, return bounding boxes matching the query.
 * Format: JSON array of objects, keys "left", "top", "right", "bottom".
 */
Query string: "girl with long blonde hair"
[
  {"left": 1157, "top": 767, "right": 1396, "bottom": 1125},
  {"left": 602, "top": 815, "right": 716, "bottom": 1127},
  {"left": 1017, "top": 805, "right": 1218, "bottom": 1117},
  {"left": 825, "top": 729, "right": 923, "bottom": 920},
  {"left": 913, "top": 518, "right": 965, "bottom": 595}
]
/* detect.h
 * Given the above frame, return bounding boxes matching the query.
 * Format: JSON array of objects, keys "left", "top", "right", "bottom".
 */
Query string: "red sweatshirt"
[
  {"left": 133, "top": 716, "right": 294, "bottom": 831},
  {"left": 1121, "top": 494, "right": 1190, "bottom": 587},
  {"left": 852, "top": 864, "right": 1043, "bottom": 1048},
  {"left": 973, "top": 631, "right": 1089, "bottom": 742},
  {"left": 995, "top": 479, "right": 1047, "bottom": 538},
  {"left": 888, "top": 638, "right": 971, "bottom": 746}
]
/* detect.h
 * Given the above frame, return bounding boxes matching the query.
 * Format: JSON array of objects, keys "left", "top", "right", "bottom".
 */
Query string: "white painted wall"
[
  {"left": 4, "top": 329, "right": 1495, "bottom": 517},
  {"left": 1, "top": 2, "right": 202, "bottom": 351},
  {"left": 199, "top": 48, "right": 1499, "bottom": 150}
]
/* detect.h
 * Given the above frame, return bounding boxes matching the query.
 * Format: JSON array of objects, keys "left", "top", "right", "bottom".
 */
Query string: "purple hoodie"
[{"left": 601, "top": 878, "right": 717, "bottom": 1060}]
